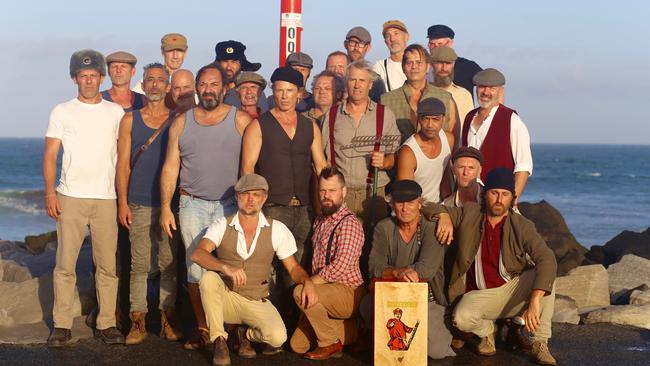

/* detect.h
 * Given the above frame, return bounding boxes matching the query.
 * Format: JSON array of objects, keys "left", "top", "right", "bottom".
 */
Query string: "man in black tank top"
[{"left": 241, "top": 66, "right": 328, "bottom": 319}]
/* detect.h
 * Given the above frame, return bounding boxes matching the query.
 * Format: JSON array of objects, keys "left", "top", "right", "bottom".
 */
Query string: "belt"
[{"left": 179, "top": 188, "right": 213, "bottom": 201}]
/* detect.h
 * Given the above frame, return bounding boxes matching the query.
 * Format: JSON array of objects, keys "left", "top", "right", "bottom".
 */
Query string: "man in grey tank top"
[{"left": 160, "top": 63, "right": 253, "bottom": 350}]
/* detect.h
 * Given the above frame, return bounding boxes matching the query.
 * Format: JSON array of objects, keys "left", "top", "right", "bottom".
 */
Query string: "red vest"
[{"left": 462, "top": 105, "right": 517, "bottom": 182}]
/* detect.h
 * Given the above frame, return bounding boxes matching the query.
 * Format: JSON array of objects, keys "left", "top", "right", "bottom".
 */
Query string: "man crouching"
[{"left": 191, "top": 174, "right": 317, "bottom": 366}]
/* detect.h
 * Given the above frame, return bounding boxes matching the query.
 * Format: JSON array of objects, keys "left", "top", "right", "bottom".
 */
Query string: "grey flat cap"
[
  {"left": 106, "top": 51, "right": 137, "bottom": 65},
  {"left": 429, "top": 46, "right": 458, "bottom": 63},
  {"left": 473, "top": 68, "right": 506, "bottom": 86},
  {"left": 235, "top": 174, "right": 269, "bottom": 192},
  {"left": 346, "top": 26, "right": 371, "bottom": 43},
  {"left": 69, "top": 49, "right": 106, "bottom": 78},
  {"left": 235, "top": 72, "right": 267, "bottom": 89},
  {"left": 417, "top": 98, "right": 446, "bottom": 116},
  {"left": 286, "top": 52, "right": 313, "bottom": 69}
]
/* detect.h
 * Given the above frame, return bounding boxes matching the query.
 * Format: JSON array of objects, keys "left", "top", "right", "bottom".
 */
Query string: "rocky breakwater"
[{"left": 0, "top": 232, "right": 95, "bottom": 344}]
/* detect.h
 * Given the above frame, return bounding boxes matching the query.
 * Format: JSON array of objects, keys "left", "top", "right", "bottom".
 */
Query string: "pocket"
[{"left": 178, "top": 195, "right": 191, "bottom": 209}]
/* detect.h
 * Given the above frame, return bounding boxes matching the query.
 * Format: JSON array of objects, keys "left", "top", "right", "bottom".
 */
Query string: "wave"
[
  {"left": 0, "top": 189, "right": 45, "bottom": 215},
  {"left": 585, "top": 172, "right": 601, "bottom": 177}
]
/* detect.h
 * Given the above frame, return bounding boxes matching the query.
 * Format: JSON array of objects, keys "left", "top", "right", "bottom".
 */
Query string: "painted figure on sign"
[{"left": 386, "top": 308, "right": 416, "bottom": 350}]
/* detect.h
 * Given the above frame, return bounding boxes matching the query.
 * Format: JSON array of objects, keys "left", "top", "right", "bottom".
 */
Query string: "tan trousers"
[
  {"left": 199, "top": 271, "right": 287, "bottom": 347},
  {"left": 53, "top": 194, "right": 118, "bottom": 330},
  {"left": 345, "top": 186, "right": 388, "bottom": 229},
  {"left": 453, "top": 270, "right": 555, "bottom": 341},
  {"left": 290, "top": 282, "right": 366, "bottom": 352}
]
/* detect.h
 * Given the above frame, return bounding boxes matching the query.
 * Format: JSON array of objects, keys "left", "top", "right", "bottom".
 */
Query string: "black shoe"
[
  {"left": 261, "top": 344, "right": 283, "bottom": 356},
  {"left": 47, "top": 328, "right": 72, "bottom": 347},
  {"left": 95, "top": 327, "right": 125, "bottom": 345}
]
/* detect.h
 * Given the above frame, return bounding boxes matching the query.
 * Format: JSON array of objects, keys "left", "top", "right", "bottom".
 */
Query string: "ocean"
[{"left": 0, "top": 138, "right": 648, "bottom": 247}]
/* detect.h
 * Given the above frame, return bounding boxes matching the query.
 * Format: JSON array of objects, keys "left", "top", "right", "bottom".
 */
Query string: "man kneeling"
[{"left": 191, "top": 174, "right": 317, "bottom": 366}]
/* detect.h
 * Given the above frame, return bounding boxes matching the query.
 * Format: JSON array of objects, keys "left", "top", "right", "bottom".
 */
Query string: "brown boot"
[
  {"left": 235, "top": 326, "right": 256, "bottom": 358},
  {"left": 125, "top": 312, "right": 147, "bottom": 345},
  {"left": 477, "top": 333, "right": 496, "bottom": 356},
  {"left": 531, "top": 340, "right": 557, "bottom": 365},
  {"left": 160, "top": 308, "right": 184, "bottom": 341},
  {"left": 212, "top": 336, "right": 231, "bottom": 366}
]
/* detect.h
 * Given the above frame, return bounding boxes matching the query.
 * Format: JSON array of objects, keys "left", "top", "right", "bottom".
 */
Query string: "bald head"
[{"left": 171, "top": 69, "right": 195, "bottom": 103}]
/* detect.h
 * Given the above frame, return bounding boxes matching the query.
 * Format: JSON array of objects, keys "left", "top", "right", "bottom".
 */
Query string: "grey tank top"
[{"left": 179, "top": 107, "right": 241, "bottom": 200}]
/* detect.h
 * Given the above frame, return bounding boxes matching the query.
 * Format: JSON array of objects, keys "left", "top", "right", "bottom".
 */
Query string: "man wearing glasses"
[{"left": 343, "top": 26, "right": 385, "bottom": 102}]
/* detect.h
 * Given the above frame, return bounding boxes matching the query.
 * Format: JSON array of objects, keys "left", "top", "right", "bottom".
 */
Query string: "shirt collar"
[
  {"left": 229, "top": 212, "right": 270, "bottom": 232},
  {"left": 341, "top": 98, "right": 376, "bottom": 115}
]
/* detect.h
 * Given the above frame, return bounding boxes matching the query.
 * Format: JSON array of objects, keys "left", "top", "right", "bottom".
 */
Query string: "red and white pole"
[{"left": 278, "top": 0, "right": 302, "bottom": 67}]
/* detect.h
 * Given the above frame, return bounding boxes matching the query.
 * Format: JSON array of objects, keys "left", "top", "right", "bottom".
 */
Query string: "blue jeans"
[{"left": 179, "top": 194, "right": 237, "bottom": 283}]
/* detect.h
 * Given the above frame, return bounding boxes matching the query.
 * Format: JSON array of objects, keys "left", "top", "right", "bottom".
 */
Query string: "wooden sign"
[{"left": 374, "top": 282, "right": 428, "bottom": 366}]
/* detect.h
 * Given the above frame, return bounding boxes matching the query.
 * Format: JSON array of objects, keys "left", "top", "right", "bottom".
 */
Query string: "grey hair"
[
  {"left": 143, "top": 62, "right": 170, "bottom": 82},
  {"left": 311, "top": 70, "right": 345, "bottom": 102},
  {"left": 345, "top": 60, "right": 379, "bottom": 83}
]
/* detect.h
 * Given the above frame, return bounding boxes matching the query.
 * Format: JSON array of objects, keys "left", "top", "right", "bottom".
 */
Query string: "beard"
[
  {"left": 321, "top": 199, "right": 342, "bottom": 216},
  {"left": 433, "top": 69, "right": 454, "bottom": 87},
  {"left": 199, "top": 92, "right": 220, "bottom": 110},
  {"left": 488, "top": 202, "right": 508, "bottom": 217}
]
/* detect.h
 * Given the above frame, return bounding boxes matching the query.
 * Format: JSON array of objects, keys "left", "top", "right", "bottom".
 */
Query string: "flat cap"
[
  {"left": 417, "top": 98, "right": 446, "bottom": 116},
  {"left": 382, "top": 20, "right": 408, "bottom": 36},
  {"left": 270, "top": 66, "right": 304, "bottom": 88},
  {"left": 106, "top": 51, "right": 137, "bottom": 65},
  {"left": 69, "top": 49, "right": 106, "bottom": 78},
  {"left": 484, "top": 168, "right": 515, "bottom": 194},
  {"left": 429, "top": 46, "right": 457, "bottom": 63},
  {"left": 161, "top": 33, "right": 188, "bottom": 52},
  {"left": 346, "top": 26, "right": 372, "bottom": 44},
  {"left": 286, "top": 52, "right": 313, "bottom": 69},
  {"left": 427, "top": 24, "right": 455, "bottom": 40},
  {"left": 235, "top": 173, "right": 269, "bottom": 192},
  {"left": 235, "top": 71, "right": 267, "bottom": 89},
  {"left": 473, "top": 68, "right": 506, "bottom": 86},
  {"left": 214, "top": 40, "right": 261, "bottom": 72},
  {"left": 391, "top": 180, "right": 422, "bottom": 202},
  {"left": 452, "top": 146, "right": 483, "bottom": 164}
]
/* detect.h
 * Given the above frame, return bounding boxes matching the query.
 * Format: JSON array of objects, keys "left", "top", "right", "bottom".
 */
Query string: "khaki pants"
[
  {"left": 345, "top": 186, "right": 388, "bottom": 229},
  {"left": 53, "top": 194, "right": 118, "bottom": 330},
  {"left": 199, "top": 271, "right": 287, "bottom": 347},
  {"left": 453, "top": 270, "right": 555, "bottom": 341},
  {"left": 290, "top": 283, "right": 366, "bottom": 352}
]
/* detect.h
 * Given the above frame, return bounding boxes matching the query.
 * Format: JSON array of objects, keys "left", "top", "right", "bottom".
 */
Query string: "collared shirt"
[
  {"left": 311, "top": 204, "right": 364, "bottom": 287},
  {"left": 467, "top": 105, "right": 533, "bottom": 175},
  {"left": 203, "top": 213, "right": 297, "bottom": 261},
  {"left": 466, "top": 216, "right": 509, "bottom": 292},
  {"left": 440, "top": 83, "right": 474, "bottom": 130},
  {"left": 372, "top": 57, "right": 406, "bottom": 92},
  {"left": 321, "top": 99, "right": 400, "bottom": 189}
]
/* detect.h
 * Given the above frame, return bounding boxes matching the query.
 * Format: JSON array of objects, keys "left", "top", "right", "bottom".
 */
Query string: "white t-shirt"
[
  {"left": 372, "top": 57, "right": 406, "bottom": 92},
  {"left": 46, "top": 98, "right": 124, "bottom": 199},
  {"left": 203, "top": 213, "right": 297, "bottom": 261}
]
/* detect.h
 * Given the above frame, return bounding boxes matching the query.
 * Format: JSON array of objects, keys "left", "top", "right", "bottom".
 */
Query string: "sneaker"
[
  {"left": 95, "top": 326, "right": 125, "bottom": 345},
  {"left": 477, "top": 333, "right": 496, "bottom": 356},
  {"left": 531, "top": 340, "right": 557, "bottom": 365},
  {"left": 47, "top": 328, "right": 71, "bottom": 347}
]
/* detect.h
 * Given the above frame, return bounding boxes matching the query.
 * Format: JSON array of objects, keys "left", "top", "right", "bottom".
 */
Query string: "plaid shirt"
[{"left": 311, "top": 204, "right": 365, "bottom": 287}]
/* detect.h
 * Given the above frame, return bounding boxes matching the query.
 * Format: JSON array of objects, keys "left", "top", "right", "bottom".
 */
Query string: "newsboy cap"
[
  {"left": 417, "top": 98, "right": 446, "bottom": 116},
  {"left": 473, "top": 68, "right": 506, "bottom": 86},
  {"left": 346, "top": 26, "right": 372, "bottom": 43},
  {"left": 427, "top": 24, "right": 455, "bottom": 40},
  {"left": 235, "top": 174, "right": 269, "bottom": 192},
  {"left": 429, "top": 46, "right": 457, "bottom": 63},
  {"left": 286, "top": 52, "right": 313, "bottom": 69},
  {"left": 69, "top": 49, "right": 106, "bottom": 78},
  {"left": 391, "top": 180, "right": 423, "bottom": 202},
  {"left": 382, "top": 20, "right": 408, "bottom": 36},
  {"left": 483, "top": 168, "right": 515, "bottom": 194},
  {"left": 106, "top": 51, "right": 137, "bottom": 65},
  {"left": 451, "top": 146, "right": 483, "bottom": 165},
  {"left": 235, "top": 71, "right": 267, "bottom": 89},
  {"left": 270, "top": 66, "right": 304, "bottom": 88},
  {"left": 214, "top": 40, "right": 261, "bottom": 72},
  {"left": 161, "top": 33, "right": 188, "bottom": 51}
]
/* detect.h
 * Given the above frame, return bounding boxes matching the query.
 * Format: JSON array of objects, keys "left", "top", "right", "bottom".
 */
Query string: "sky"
[{"left": 1, "top": 0, "right": 648, "bottom": 144}]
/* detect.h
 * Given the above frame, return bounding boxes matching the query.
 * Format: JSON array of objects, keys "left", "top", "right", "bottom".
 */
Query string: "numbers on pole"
[{"left": 287, "top": 26, "right": 296, "bottom": 54}]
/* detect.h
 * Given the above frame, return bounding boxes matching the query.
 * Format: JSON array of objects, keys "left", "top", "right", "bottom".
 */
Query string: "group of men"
[{"left": 43, "top": 19, "right": 556, "bottom": 366}]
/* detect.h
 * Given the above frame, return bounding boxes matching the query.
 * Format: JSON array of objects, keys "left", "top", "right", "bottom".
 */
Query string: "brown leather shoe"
[
  {"left": 184, "top": 328, "right": 210, "bottom": 350},
  {"left": 531, "top": 340, "right": 557, "bottom": 365},
  {"left": 303, "top": 340, "right": 343, "bottom": 360},
  {"left": 212, "top": 336, "right": 231, "bottom": 366},
  {"left": 160, "top": 308, "right": 183, "bottom": 341},
  {"left": 235, "top": 326, "right": 256, "bottom": 358},
  {"left": 478, "top": 333, "right": 496, "bottom": 356},
  {"left": 125, "top": 312, "right": 147, "bottom": 345}
]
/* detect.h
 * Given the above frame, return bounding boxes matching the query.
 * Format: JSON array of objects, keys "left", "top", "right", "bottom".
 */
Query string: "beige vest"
[{"left": 216, "top": 215, "right": 275, "bottom": 301}]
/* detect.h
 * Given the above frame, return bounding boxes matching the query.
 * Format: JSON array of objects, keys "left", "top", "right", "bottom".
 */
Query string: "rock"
[
  {"left": 23, "top": 231, "right": 57, "bottom": 255},
  {"left": 583, "top": 304, "right": 650, "bottom": 330},
  {"left": 585, "top": 228, "right": 650, "bottom": 266},
  {"left": 555, "top": 264, "right": 610, "bottom": 310},
  {"left": 0, "top": 260, "right": 32, "bottom": 282},
  {"left": 607, "top": 254, "right": 650, "bottom": 304},
  {"left": 0, "top": 316, "right": 92, "bottom": 344},
  {"left": 518, "top": 200, "right": 589, "bottom": 275},
  {"left": 552, "top": 295, "right": 580, "bottom": 324},
  {"left": 630, "top": 285, "right": 650, "bottom": 305}
]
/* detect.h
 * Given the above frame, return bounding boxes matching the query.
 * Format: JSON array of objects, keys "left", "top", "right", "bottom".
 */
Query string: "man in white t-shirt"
[
  {"left": 191, "top": 174, "right": 316, "bottom": 365},
  {"left": 43, "top": 49, "right": 125, "bottom": 347},
  {"left": 372, "top": 20, "right": 409, "bottom": 92}
]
